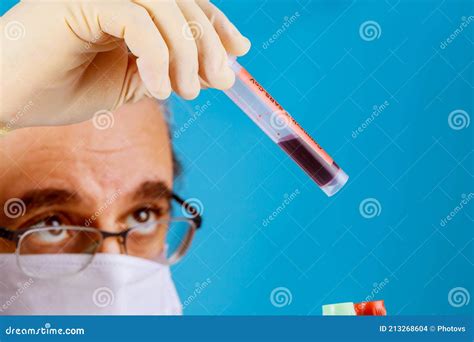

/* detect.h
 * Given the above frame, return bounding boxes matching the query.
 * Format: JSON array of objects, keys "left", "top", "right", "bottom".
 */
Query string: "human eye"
[
  {"left": 33, "top": 228, "right": 70, "bottom": 244},
  {"left": 31, "top": 214, "right": 67, "bottom": 228},
  {"left": 126, "top": 206, "right": 167, "bottom": 235},
  {"left": 24, "top": 214, "right": 74, "bottom": 245}
]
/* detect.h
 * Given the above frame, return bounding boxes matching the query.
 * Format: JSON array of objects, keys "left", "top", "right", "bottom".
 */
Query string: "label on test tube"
[{"left": 237, "top": 68, "right": 334, "bottom": 166}]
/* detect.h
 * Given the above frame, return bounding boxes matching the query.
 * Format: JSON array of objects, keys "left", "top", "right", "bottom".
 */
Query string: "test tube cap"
[
  {"left": 354, "top": 300, "right": 387, "bottom": 316},
  {"left": 321, "top": 169, "right": 349, "bottom": 197},
  {"left": 322, "top": 302, "right": 356, "bottom": 316}
]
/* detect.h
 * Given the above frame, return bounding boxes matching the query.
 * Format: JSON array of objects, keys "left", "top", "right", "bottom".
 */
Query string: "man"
[
  {"left": 0, "top": 99, "right": 201, "bottom": 314},
  {"left": 0, "top": 0, "right": 249, "bottom": 315}
]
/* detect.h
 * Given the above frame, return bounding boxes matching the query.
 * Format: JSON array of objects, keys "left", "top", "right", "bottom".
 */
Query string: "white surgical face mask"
[{"left": 0, "top": 253, "right": 182, "bottom": 315}]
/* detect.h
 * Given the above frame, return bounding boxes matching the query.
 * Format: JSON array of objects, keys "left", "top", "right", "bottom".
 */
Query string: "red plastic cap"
[{"left": 354, "top": 300, "right": 387, "bottom": 316}]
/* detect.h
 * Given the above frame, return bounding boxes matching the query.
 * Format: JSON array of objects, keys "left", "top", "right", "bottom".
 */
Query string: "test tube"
[{"left": 224, "top": 59, "right": 349, "bottom": 197}]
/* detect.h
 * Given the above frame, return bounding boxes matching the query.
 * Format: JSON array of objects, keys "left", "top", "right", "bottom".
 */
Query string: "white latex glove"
[{"left": 0, "top": 0, "right": 250, "bottom": 128}]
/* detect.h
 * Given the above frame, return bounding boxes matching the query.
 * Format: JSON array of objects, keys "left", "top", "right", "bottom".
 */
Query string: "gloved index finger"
[
  {"left": 176, "top": 0, "right": 235, "bottom": 90},
  {"left": 98, "top": 2, "right": 172, "bottom": 99},
  {"left": 196, "top": 0, "right": 251, "bottom": 57},
  {"left": 134, "top": 0, "right": 201, "bottom": 100}
]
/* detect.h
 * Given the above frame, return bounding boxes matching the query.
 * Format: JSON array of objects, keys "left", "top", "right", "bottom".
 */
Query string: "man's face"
[{"left": 0, "top": 99, "right": 174, "bottom": 257}]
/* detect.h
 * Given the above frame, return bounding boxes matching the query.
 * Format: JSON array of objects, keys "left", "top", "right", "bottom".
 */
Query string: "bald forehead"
[
  {"left": 1, "top": 99, "right": 169, "bottom": 153},
  {"left": 0, "top": 98, "right": 173, "bottom": 200}
]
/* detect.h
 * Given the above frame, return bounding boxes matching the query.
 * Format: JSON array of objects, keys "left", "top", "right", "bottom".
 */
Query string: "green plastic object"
[{"left": 322, "top": 302, "right": 356, "bottom": 316}]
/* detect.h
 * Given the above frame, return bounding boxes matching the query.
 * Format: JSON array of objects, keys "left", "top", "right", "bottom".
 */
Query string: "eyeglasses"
[{"left": 0, "top": 194, "right": 202, "bottom": 278}]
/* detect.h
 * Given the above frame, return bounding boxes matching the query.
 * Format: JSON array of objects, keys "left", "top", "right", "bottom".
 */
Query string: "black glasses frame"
[{"left": 0, "top": 193, "right": 202, "bottom": 245}]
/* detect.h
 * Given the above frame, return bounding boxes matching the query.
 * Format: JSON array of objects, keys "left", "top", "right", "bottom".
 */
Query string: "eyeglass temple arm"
[{"left": 172, "top": 194, "right": 202, "bottom": 229}]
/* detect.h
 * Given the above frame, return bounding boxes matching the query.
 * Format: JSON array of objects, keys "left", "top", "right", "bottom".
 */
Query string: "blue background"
[{"left": 2, "top": 0, "right": 473, "bottom": 316}]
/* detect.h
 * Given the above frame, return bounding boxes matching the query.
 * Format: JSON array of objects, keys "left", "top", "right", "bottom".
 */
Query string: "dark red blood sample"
[
  {"left": 354, "top": 300, "right": 387, "bottom": 316},
  {"left": 278, "top": 136, "right": 338, "bottom": 186}
]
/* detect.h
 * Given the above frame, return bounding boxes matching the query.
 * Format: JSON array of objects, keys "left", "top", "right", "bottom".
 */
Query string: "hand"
[{"left": 0, "top": 0, "right": 250, "bottom": 128}]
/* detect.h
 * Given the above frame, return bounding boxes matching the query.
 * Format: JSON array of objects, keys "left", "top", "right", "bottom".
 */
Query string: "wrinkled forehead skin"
[{"left": 0, "top": 98, "right": 174, "bottom": 225}]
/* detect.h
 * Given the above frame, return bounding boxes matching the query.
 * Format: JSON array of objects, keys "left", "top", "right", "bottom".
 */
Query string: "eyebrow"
[
  {"left": 9, "top": 181, "right": 171, "bottom": 218},
  {"left": 19, "top": 188, "right": 80, "bottom": 213},
  {"left": 132, "top": 181, "right": 172, "bottom": 201}
]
